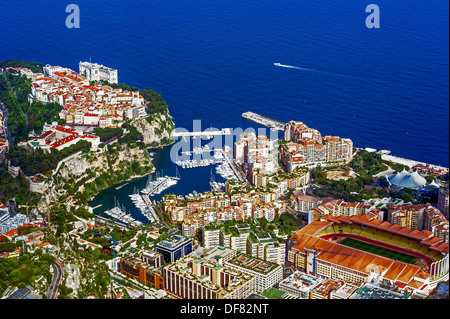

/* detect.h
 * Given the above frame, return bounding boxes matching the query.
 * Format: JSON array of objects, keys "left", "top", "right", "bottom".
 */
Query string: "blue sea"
[{"left": 1, "top": 1, "right": 448, "bottom": 219}]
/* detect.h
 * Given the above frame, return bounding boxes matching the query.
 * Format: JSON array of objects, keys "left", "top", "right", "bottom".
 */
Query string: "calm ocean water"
[{"left": 1, "top": 1, "right": 448, "bottom": 217}]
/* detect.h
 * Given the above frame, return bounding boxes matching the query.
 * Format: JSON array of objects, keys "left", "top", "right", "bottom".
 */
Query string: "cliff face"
[
  {"left": 133, "top": 111, "right": 175, "bottom": 147},
  {"left": 38, "top": 145, "right": 154, "bottom": 207},
  {"left": 33, "top": 110, "right": 175, "bottom": 209}
]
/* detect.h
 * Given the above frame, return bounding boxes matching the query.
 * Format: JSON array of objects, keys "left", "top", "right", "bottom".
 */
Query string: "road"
[
  {"left": 0, "top": 101, "right": 13, "bottom": 146},
  {"left": 47, "top": 259, "right": 63, "bottom": 299}
]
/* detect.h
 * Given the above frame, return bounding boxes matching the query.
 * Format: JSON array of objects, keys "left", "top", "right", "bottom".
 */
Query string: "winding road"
[
  {"left": 47, "top": 259, "right": 64, "bottom": 299},
  {"left": 0, "top": 101, "right": 13, "bottom": 146}
]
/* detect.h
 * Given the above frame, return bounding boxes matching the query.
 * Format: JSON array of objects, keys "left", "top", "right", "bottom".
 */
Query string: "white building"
[
  {"left": 43, "top": 64, "right": 68, "bottom": 77},
  {"left": 202, "top": 228, "right": 221, "bottom": 249},
  {"left": 0, "top": 213, "right": 29, "bottom": 236},
  {"left": 79, "top": 61, "right": 118, "bottom": 84},
  {"left": 278, "top": 271, "right": 324, "bottom": 299},
  {"left": 225, "top": 253, "right": 283, "bottom": 294}
]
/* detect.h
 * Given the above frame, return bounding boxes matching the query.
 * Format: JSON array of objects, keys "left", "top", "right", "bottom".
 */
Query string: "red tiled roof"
[{"left": 50, "top": 134, "right": 79, "bottom": 149}]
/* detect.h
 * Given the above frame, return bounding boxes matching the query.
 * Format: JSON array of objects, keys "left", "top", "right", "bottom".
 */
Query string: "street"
[
  {"left": 47, "top": 260, "right": 63, "bottom": 299},
  {"left": 0, "top": 101, "right": 13, "bottom": 147}
]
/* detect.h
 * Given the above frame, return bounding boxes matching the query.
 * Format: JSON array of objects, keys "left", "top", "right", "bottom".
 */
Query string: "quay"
[
  {"left": 115, "top": 182, "right": 129, "bottom": 190},
  {"left": 221, "top": 148, "right": 248, "bottom": 184},
  {"left": 141, "top": 195, "right": 161, "bottom": 222},
  {"left": 171, "top": 128, "right": 231, "bottom": 138},
  {"left": 242, "top": 111, "right": 285, "bottom": 131}
]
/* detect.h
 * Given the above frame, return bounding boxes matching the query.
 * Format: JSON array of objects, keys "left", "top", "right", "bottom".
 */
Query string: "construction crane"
[
  {"left": 304, "top": 247, "right": 357, "bottom": 276},
  {"left": 18, "top": 196, "right": 74, "bottom": 226},
  {"left": 88, "top": 229, "right": 120, "bottom": 272}
]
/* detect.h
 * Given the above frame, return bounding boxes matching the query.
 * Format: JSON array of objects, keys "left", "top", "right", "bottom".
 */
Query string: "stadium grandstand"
[{"left": 288, "top": 214, "right": 449, "bottom": 297}]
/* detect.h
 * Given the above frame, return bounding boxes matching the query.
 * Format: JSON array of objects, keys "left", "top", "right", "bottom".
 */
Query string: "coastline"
[{"left": 355, "top": 147, "right": 449, "bottom": 171}]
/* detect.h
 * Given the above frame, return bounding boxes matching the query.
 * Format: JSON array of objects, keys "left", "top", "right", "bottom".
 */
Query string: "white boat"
[{"left": 104, "top": 206, "right": 143, "bottom": 228}]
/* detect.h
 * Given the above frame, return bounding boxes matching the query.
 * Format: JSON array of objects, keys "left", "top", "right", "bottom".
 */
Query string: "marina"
[
  {"left": 88, "top": 146, "right": 237, "bottom": 226},
  {"left": 176, "top": 148, "right": 224, "bottom": 169},
  {"left": 103, "top": 205, "right": 143, "bottom": 228},
  {"left": 171, "top": 127, "right": 232, "bottom": 138},
  {"left": 140, "top": 168, "right": 181, "bottom": 196},
  {"left": 242, "top": 111, "right": 285, "bottom": 131},
  {"left": 209, "top": 168, "right": 226, "bottom": 192},
  {"left": 215, "top": 161, "right": 236, "bottom": 181},
  {"left": 128, "top": 192, "right": 156, "bottom": 223}
]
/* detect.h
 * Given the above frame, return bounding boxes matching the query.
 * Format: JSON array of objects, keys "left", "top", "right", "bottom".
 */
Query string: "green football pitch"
[{"left": 339, "top": 238, "right": 419, "bottom": 265}]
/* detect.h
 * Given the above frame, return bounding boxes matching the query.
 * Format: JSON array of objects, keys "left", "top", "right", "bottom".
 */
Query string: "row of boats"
[
  {"left": 176, "top": 151, "right": 225, "bottom": 169},
  {"left": 176, "top": 159, "right": 215, "bottom": 169},
  {"left": 128, "top": 192, "right": 155, "bottom": 223},
  {"left": 181, "top": 145, "right": 211, "bottom": 156},
  {"left": 100, "top": 147, "right": 238, "bottom": 226},
  {"left": 104, "top": 206, "right": 144, "bottom": 228},
  {"left": 140, "top": 169, "right": 180, "bottom": 196},
  {"left": 215, "top": 161, "right": 237, "bottom": 180}
]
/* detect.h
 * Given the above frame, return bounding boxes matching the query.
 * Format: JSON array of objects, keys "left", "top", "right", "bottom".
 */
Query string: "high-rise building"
[
  {"left": 202, "top": 227, "right": 221, "bottom": 249},
  {"left": 163, "top": 256, "right": 256, "bottom": 299},
  {"left": 225, "top": 253, "right": 283, "bottom": 294},
  {"left": 155, "top": 235, "right": 193, "bottom": 263},
  {"left": 438, "top": 187, "right": 449, "bottom": 220},
  {"left": 119, "top": 251, "right": 164, "bottom": 289}
]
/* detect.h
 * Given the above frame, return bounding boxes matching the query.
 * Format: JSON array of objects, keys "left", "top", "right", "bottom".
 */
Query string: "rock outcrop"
[{"left": 133, "top": 111, "right": 175, "bottom": 147}]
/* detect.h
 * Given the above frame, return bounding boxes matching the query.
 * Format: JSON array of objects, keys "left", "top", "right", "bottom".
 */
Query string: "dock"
[
  {"left": 115, "top": 182, "right": 129, "bottom": 190},
  {"left": 242, "top": 111, "right": 285, "bottom": 131},
  {"left": 142, "top": 195, "right": 161, "bottom": 222},
  {"left": 221, "top": 149, "right": 248, "bottom": 184},
  {"left": 171, "top": 128, "right": 232, "bottom": 138}
]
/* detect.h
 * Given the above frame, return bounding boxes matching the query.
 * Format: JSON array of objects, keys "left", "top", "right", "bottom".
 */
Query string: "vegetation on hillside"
[{"left": 7, "top": 140, "right": 92, "bottom": 177}]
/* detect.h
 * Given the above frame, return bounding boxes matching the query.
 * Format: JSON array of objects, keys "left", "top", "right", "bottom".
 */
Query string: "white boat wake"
[
  {"left": 274, "top": 62, "right": 316, "bottom": 72},
  {"left": 273, "top": 62, "right": 359, "bottom": 79}
]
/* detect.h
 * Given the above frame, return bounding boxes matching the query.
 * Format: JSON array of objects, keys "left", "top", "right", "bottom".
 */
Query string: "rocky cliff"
[
  {"left": 38, "top": 144, "right": 154, "bottom": 208},
  {"left": 133, "top": 110, "right": 175, "bottom": 147}
]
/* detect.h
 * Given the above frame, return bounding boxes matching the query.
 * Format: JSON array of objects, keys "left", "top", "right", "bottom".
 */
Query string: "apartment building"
[
  {"left": 281, "top": 121, "right": 353, "bottom": 169},
  {"left": 225, "top": 253, "right": 283, "bottom": 294},
  {"left": 438, "top": 187, "right": 449, "bottom": 220},
  {"left": 155, "top": 235, "right": 193, "bottom": 264},
  {"left": 119, "top": 251, "right": 164, "bottom": 289},
  {"left": 278, "top": 271, "right": 324, "bottom": 299},
  {"left": 163, "top": 256, "right": 256, "bottom": 299},
  {"left": 202, "top": 227, "right": 221, "bottom": 249}
]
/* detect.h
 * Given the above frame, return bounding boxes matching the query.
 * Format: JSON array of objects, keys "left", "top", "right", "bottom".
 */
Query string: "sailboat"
[
  {"left": 174, "top": 166, "right": 181, "bottom": 180},
  {"left": 209, "top": 168, "right": 215, "bottom": 188}
]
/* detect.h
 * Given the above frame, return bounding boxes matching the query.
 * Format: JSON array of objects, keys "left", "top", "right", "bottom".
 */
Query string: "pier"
[
  {"left": 171, "top": 128, "right": 232, "bottom": 138},
  {"left": 221, "top": 148, "right": 248, "bottom": 184},
  {"left": 242, "top": 111, "right": 285, "bottom": 131},
  {"left": 142, "top": 195, "right": 161, "bottom": 222}
]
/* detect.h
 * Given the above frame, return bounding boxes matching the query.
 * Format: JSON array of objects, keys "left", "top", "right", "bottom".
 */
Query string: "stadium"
[{"left": 287, "top": 214, "right": 449, "bottom": 297}]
